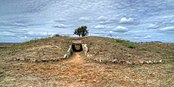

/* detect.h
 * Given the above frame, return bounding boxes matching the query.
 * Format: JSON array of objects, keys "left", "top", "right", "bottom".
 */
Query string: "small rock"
[
  {"left": 99, "top": 57, "right": 102, "bottom": 62},
  {"left": 87, "top": 54, "right": 92, "bottom": 57},
  {"left": 139, "top": 60, "right": 144, "bottom": 64},
  {"left": 64, "top": 54, "right": 68, "bottom": 58},
  {"left": 126, "top": 60, "right": 132, "bottom": 65},
  {"left": 145, "top": 60, "right": 153, "bottom": 64},
  {"left": 119, "top": 60, "right": 126, "bottom": 64},
  {"left": 41, "top": 59, "right": 48, "bottom": 62},
  {"left": 112, "top": 59, "right": 118, "bottom": 63},
  {"left": 148, "top": 60, "right": 153, "bottom": 64},
  {"left": 93, "top": 79, "right": 97, "bottom": 82},
  {"left": 30, "top": 58, "right": 36, "bottom": 62},
  {"left": 153, "top": 60, "right": 157, "bottom": 64},
  {"left": 145, "top": 61, "right": 149, "bottom": 64},
  {"left": 20, "top": 58, "right": 25, "bottom": 61},
  {"left": 159, "top": 60, "right": 162, "bottom": 63}
]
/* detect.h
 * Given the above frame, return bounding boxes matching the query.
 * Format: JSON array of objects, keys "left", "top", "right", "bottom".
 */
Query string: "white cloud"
[
  {"left": 1, "top": 31, "right": 15, "bottom": 36},
  {"left": 54, "top": 18, "right": 66, "bottom": 22},
  {"left": 27, "top": 32, "right": 47, "bottom": 35},
  {"left": 144, "top": 35, "right": 152, "bottom": 39},
  {"left": 97, "top": 16, "right": 107, "bottom": 21},
  {"left": 53, "top": 24, "right": 67, "bottom": 28},
  {"left": 14, "top": 22, "right": 26, "bottom": 26},
  {"left": 79, "top": 17, "right": 90, "bottom": 22},
  {"left": 99, "top": 21, "right": 112, "bottom": 25},
  {"left": 27, "top": 31, "right": 55, "bottom": 36},
  {"left": 170, "top": 20, "right": 174, "bottom": 23},
  {"left": 119, "top": 17, "right": 134, "bottom": 24},
  {"left": 148, "top": 24, "right": 159, "bottom": 29},
  {"left": 94, "top": 25, "right": 105, "bottom": 29},
  {"left": 114, "top": 26, "right": 128, "bottom": 32},
  {"left": 109, "top": 31, "right": 113, "bottom": 33},
  {"left": 160, "top": 26, "right": 174, "bottom": 31},
  {"left": 20, "top": 36, "right": 28, "bottom": 39}
]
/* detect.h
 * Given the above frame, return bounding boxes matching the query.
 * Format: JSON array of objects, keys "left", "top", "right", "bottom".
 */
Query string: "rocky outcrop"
[
  {"left": 64, "top": 45, "right": 73, "bottom": 58},
  {"left": 82, "top": 44, "right": 88, "bottom": 56}
]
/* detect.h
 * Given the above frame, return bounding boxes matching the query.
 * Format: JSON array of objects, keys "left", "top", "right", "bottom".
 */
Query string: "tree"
[{"left": 74, "top": 26, "right": 88, "bottom": 37}]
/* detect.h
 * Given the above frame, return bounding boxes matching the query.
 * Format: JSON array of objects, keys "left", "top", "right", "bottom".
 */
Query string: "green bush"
[
  {"left": 54, "top": 34, "right": 61, "bottom": 37},
  {"left": 128, "top": 44, "right": 136, "bottom": 48},
  {"left": 25, "top": 39, "right": 39, "bottom": 43}
]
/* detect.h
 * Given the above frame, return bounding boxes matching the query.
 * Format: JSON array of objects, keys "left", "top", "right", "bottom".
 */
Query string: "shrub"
[{"left": 128, "top": 44, "right": 136, "bottom": 49}]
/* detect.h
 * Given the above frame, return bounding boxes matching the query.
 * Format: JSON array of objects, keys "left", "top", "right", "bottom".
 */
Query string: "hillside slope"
[{"left": 84, "top": 36, "right": 174, "bottom": 64}]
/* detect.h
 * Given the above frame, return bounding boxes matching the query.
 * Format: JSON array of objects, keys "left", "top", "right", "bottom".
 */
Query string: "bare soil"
[{"left": 66, "top": 53, "right": 84, "bottom": 64}]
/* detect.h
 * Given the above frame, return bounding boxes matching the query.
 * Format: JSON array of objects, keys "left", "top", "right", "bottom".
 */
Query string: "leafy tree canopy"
[{"left": 74, "top": 26, "right": 88, "bottom": 37}]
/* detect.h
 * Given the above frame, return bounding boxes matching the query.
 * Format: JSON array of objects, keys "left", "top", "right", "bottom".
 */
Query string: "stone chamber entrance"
[
  {"left": 71, "top": 38, "right": 83, "bottom": 52},
  {"left": 72, "top": 44, "right": 83, "bottom": 52},
  {"left": 63, "top": 37, "right": 88, "bottom": 59}
]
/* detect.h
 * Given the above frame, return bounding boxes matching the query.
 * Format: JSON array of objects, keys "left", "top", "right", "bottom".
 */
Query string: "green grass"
[
  {"left": 112, "top": 39, "right": 137, "bottom": 48},
  {"left": 24, "top": 38, "right": 49, "bottom": 44},
  {"left": 112, "top": 39, "right": 130, "bottom": 43}
]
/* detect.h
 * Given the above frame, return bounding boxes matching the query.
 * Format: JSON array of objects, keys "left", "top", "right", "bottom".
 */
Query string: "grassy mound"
[
  {"left": 0, "top": 36, "right": 71, "bottom": 62},
  {"left": 0, "top": 36, "right": 174, "bottom": 86},
  {"left": 1, "top": 36, "right": 173, "bottom": 64}
]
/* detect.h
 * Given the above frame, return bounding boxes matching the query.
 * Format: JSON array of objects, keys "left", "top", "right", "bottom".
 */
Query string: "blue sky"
[{"left": 0, "top": 0, "right": 174, "bottom": 42}]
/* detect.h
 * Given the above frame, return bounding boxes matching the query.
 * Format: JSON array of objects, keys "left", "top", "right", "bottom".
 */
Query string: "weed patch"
[{"left": 112, "top": 39, "right": 137, "bottom": 48}]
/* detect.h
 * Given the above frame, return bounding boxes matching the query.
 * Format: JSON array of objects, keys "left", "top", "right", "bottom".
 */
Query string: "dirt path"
[{"left": 66, "top": 52, "right": 84, "bottom": 64}]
